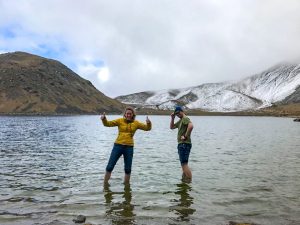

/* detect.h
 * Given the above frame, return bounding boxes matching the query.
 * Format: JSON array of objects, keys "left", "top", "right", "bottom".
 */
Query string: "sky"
[{"left": 1, "top": 0, "right": 300, "bottom": 98}]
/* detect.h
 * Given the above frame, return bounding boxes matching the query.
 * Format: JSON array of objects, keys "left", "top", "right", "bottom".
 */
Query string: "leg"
[
  {"left": 124, "top": 173, "right": 131, "bottom": 184},
  {"left": 181, "top": 163, "right": 192, "bottom": 182},
  {"left": 104, "top": 171, "right": 112, "bottom": 184},
  {"left": 123, "top": 146, "right": 134, "bottom": 184},
  {"left": 104, "top": 144, "right": 123, "bottom": 184},
  {"left": 178, "top": 143, "right": 192, "bottom": 182}
]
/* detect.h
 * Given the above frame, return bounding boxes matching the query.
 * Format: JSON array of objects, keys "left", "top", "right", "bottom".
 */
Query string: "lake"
[{"left": 0, "top": 115, "right": 299, "bottom": 225}]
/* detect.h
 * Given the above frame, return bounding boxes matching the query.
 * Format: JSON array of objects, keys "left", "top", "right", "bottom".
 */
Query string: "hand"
[
  {"left": 146, "top": 116, "right": 151, "bottom": 124},
  {"left": 181, "top": 135, "right": 187, "bottom": 141},
  {"left": 171, "top": 112, "right": 175, "bottom": 119},
  {"left": 100, "top": 112, "right": 106, "bottom": 120}
]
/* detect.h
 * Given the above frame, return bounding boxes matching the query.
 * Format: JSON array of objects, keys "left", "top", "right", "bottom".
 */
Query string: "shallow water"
[{"left": 0, "top": 115, "right": 299, "bottom": 225}]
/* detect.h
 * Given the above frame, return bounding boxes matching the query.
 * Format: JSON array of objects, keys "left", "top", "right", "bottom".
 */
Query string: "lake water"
[{"left": 0, "top": 115, "right": 299, "bottom": 225}]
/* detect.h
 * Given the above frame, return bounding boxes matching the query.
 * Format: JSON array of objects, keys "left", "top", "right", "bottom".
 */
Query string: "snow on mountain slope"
[
  {"left": 230, "top": 64, "right": 300, "bottom": 104},
  {"left": 115, "top": 63, "right": 300, "bottom": 112},
  {"left": 117, "top": 91, "right": 154, "bottom": 104},
  {"left": 186, "top": 89, "right": 262, "bottom": 112}
]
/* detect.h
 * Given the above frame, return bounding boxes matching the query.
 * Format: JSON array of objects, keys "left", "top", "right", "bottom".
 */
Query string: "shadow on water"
[
  {"left": 169, "top": 182, "right": 196, "bottom": 223},
  {"left": 103, "top": 184, "right": 136, "bottom": 225}
]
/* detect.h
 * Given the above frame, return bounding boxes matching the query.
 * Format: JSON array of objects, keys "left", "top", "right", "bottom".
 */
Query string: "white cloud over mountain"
[{"left": 1, "top": 0, "right": 300, "bottom": 97}]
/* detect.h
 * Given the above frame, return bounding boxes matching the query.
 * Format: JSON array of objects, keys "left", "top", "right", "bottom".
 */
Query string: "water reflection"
[
  {"left": 170, "top": 182, "right": 196, "bottom": 222},
  {"left": 104, "top": 184, "right": 135, "bottom": 225},
  {"left": 1, "top": 116, "right": 299, "bottom": 225}
]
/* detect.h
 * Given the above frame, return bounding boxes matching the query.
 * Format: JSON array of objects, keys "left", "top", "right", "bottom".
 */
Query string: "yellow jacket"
[{"left": 102, "top": 118, "right": 151, "bottom": 146}]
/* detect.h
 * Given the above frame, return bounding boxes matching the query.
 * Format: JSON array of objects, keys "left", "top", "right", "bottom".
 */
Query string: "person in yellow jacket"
[{"left": 101, "top": 106, "right": 152, "bottom": 184}]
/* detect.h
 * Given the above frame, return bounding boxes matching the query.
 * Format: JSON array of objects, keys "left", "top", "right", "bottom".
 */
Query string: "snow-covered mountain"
[{"left": 116, "top": 63, "right": 300, "bottom": 112}]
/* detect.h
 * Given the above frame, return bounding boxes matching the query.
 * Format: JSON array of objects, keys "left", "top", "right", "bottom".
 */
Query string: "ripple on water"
[{"left": 0, "top": 116, "right": 299, "bottom": 225}]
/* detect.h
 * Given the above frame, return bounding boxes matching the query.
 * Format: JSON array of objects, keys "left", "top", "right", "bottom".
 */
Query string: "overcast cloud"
[{"left": 1, "top": 0, "right": 300, "bottom": 97}]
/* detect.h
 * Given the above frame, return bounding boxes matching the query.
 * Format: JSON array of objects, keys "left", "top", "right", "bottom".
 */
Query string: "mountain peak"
[
  {"left": 116, "top": 63, "right": 300, "bottom": 112},
  {"left": 0, "top": 51, "right": 124, "bottom": 114}
]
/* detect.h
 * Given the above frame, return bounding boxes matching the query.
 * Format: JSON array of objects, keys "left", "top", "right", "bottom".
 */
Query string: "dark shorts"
[
  {"left": 106, "top": 143, "right": 134, "bottom": 174},
  {"left": 177, "top": 143, "right": 192, "bottom": 165}
]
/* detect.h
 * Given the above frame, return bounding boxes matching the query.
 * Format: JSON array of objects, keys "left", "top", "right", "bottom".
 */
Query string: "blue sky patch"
[{"left": 0, "top": 25, "right": 17, "bottom": 39}]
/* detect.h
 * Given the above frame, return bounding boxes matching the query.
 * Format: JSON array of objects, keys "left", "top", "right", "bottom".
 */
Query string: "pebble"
[{"left": 72, "top": 215, "right": 86, "bottom": 223}]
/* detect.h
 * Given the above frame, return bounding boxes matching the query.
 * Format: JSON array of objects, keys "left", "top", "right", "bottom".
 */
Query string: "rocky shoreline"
[
  {"left": 0, "top": 103, "right": 299, "bottom": 118},
  {"left": 70, "top": 214, "right": 260, "bottom": 225}
]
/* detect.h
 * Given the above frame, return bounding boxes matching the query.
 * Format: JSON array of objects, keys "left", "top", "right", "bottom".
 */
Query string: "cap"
[{"left": 174, "top": 106, "right": 183, "bottom": 113}]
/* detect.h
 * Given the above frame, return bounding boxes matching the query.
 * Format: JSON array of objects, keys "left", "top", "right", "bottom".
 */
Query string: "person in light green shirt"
[{"left": 170, "top": 106, "right": 193, "bottom": 182}]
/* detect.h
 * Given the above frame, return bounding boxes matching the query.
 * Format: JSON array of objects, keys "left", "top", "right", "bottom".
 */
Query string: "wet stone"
[
  {"left": 228, "top": 221, "right": 259, "bottom": 225},
  {"left": 72, "top": 215, "right": 86, "bottom": 223}
]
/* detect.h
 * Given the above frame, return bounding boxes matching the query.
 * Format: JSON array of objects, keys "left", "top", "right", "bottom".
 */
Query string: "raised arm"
[
  {"left": 137, "top": 116, "right": 152, "bottom": 131},
  {"left": 146, "top": 116, "right": 152, "bottom": 130},
  {"left": 100, "top": 112, "right": 119, "bottom": 127},
  {"left": 100, "top": 112, "right": 106, "bottom": 120},
  {"left": 170, "top": 112, "right": 176, "bottom": 129}
]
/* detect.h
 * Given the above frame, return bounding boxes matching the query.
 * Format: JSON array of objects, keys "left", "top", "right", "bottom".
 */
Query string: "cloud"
[
  {"left": 1, "top": 0, "right": 300, "bottom": 97},
  {"left": 97, "top": 67, "right": 110, "bottom": 82}
]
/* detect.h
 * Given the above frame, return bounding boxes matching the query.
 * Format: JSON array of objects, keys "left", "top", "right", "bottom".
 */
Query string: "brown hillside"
[{"left": 0, "top": 52, "right": 124, "bottom": 114}]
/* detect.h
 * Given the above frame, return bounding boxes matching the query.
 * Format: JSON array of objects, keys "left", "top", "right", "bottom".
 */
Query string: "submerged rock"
[
  {"left": 72, "top": 215, "right": 86, "bottom": 223},
  {"left": 228, "top": 221, "right": 259, "bottom": 225}
]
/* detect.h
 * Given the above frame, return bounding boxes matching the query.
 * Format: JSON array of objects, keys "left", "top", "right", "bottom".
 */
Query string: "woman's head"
[{"left": 123, "top": 106, "right": 136, "bottom": 121}]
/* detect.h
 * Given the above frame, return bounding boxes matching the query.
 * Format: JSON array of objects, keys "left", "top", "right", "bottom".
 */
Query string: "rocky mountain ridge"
[
  {"left": 0, "top": 51, "right": 124, "bottom": 114},
  {"left": 116, "top": 63, "right": 300, "bottom": 112}
]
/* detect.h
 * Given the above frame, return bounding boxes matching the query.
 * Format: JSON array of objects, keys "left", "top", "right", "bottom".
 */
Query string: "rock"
[
  {"left": 43, "top": 220, "right": 68, "bottom": 225},
  {"left": 72, "top": 215, "right": 86, "bottom": 223},
  {"left": 293, "top": 118, "right": 300, "bottom": 122},
  {"left": 228, "top": 221, "right": 259, "bottom": 225}
]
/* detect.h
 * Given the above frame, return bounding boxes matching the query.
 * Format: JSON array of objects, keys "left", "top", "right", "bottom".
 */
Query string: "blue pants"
[
  {"left": 106, "top": 144, "right": 134, "bottom": 174},
  {"left": 177, "top": 143, "right": 192, "bottom": 165}
]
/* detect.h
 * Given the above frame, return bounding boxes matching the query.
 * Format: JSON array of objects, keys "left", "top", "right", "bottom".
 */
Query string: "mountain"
[
  {"left": 116, "top": 63, "right": 300, "bottom": 112},
  {"left": 0, "top": 51, "right": 124, "bottom": 114},
  {"left": 280, "top": 85, "right": 300, "bottom": 104}
]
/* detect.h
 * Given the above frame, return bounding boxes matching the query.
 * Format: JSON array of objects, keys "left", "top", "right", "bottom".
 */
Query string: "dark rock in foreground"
[
  {"left": 228, "top": 221, "right": 259, "bottom": 225},
  {"left": 72, "top": 215, "right": 86, "bottom": 223}
]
